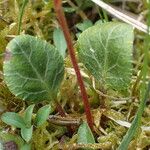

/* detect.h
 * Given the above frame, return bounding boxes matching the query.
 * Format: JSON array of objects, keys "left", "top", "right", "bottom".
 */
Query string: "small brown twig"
[
  {"left": 0, "top": 16, "right": 9, "bottom": 24},
  {"left": 48, "top": 115, "right": 82, "bottom": 126},
  {"left": 55, "top": 101, "right": 66, "bottom": 117},
  {"left": 55, "top": 101, "right": 74, "bottom": 135}
]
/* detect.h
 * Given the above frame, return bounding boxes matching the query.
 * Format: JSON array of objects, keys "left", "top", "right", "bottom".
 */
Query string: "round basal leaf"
[
  {"left": 1, "top": 112, "right": 26, "bottom": 128},
  {"left": 3, "top": 35, "right": 64, "bottom": 102},
  {"left": 35, "top": 105, "right": 51, "bottom": 126},
  {"left": 21, "top": 126, "right": 33, "bottom": 143},
  {"left": 77, "top": 122, "right": 95, "bottom": 144},
  {"left": 77, "top": 22, "right": 133, "bottom": 92}
]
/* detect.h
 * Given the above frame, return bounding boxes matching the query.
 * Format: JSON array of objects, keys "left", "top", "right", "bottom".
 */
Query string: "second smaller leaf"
[
  {"left": 35, "top": 105, "right": 51, "bottom": 127},
  {"left": 77, "top": 122, "right": 95, "bottom": 144},
  {"left": 23, "top": 104, "right": 35, "bottom": 127},
  {"left": 20, "top": 143, "right": 31, "bottom": 150},
  {"left": 76, "top": 20, "right": 93, "bottom": 32},
  {"left": 21, "top": 126, "right": 33, "bottom": 143}
]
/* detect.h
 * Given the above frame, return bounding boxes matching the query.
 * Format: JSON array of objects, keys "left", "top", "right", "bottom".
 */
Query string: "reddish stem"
[
  {"left": 54, "top": 0, "right": 93, "bottom": 130},
  {"left": 55, "top": 101, "right": 74, "bottom": 135},
  {"left": 55, "top": 101, "right": 66, "bottom": 117}
]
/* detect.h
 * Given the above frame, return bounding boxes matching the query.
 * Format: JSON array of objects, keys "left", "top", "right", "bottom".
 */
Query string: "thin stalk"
[
  {"left": 54, "top": 0, "right": 93, "bottom": 130},
  {"left": 66, "top": 0, "right": 87, "bottom": 20},
  {"left": 55, "top": 101, "right": 74, "bottom": 135},
  {"left": 18, "top": 0, "right": 28, "bottom": 34},
  {"left": 55, "top": 101, "right": 66, "bottom": 117}
]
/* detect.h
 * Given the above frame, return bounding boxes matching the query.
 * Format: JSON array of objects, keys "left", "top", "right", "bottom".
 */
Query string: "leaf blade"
[
  {"left": 76, "top": 20, "right": 93, "bottom": 32},
  {"left": 21, "top": 126, "right": 33, "bottom": 143},
  {"left": 3, "top": 35, "right": 64, "bottom": 102},
  {"left": 77, "top": 22, "right": 133, "bottom": 92},
  {"left": 1, "top": 112, "right": 25, "bottom": 128},
  {"left": 20, "top": 143, "right": 31, "bottom": 150},
  {"left": 35, "top": 105, "right": 51, "bottom": 126},
  {"left": 77, "top": 122, "right": 95, "bottom": 144},
  {"left": 23, "top": 104, "right": 35, "bottom": 127}
]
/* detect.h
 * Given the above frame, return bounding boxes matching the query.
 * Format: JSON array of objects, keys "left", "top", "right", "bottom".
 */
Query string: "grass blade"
[
  {"left": 117, "top": 82, "right": 150, "bottom": 150},
  {"left": 18, "top": 0, "right": 29, "bottom": 34}
]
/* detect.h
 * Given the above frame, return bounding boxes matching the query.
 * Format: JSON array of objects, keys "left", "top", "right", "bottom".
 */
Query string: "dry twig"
[{"left": 91, "top": 0, "right": 148, "bottom": 33}]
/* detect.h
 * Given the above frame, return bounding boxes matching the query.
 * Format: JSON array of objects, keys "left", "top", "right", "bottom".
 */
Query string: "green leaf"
[
  {"left": 77, "top": 22, "right": 133, "bottom": 92},
  {"left": 20, "top": 143, "right": 31, "bottom": 150},
  {"left": 76, "top": 20, "right": 93, "bottom": 32},
  {"left": 53, "top": 28, "right": 67, "bottom": 58},
  {"left": 75, "top": 0, "right": 93, "bottom": 10},
  {"left": 0, "top": 142, "right": 4, "bottom": 150},
  {"left": 35, "top": 105, "right": 51, "bottom": 126},
  {"left": 1, "top": 112, "right": 25, "bottom": 128},
  {"left": 43, "top": 0, "right": 49, "bottom": 3},
  {"left": 77, "top": 122, "right": 95, "bottom": 144},
  {"left": 23, "top": 104, "right": 35, "bottom": 127},
  {"left": 21, "top": 126, "right": 33, "bottom": 143},
  {"left": 63, "top": 7, "right": 76, "bottom": 13},
  {"left": 3, "top": 35, "right": 64, "bottom": 102}
]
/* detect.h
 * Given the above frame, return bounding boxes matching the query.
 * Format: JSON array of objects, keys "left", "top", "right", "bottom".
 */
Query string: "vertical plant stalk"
[
  {"left": 55, "top": 101, "right": 66, "bottom": 117},
  {"left": 55, "top": 100, "right": 75, "bottom": 135},
  {"left": 55, "top": 101, "right": 74, "bottom": 135},
  {"left": 54, "top": 0, "right": 93, "bottom": 129},
  {"left": 18, "top": 0, "right": 29, "bottom": 34}
]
